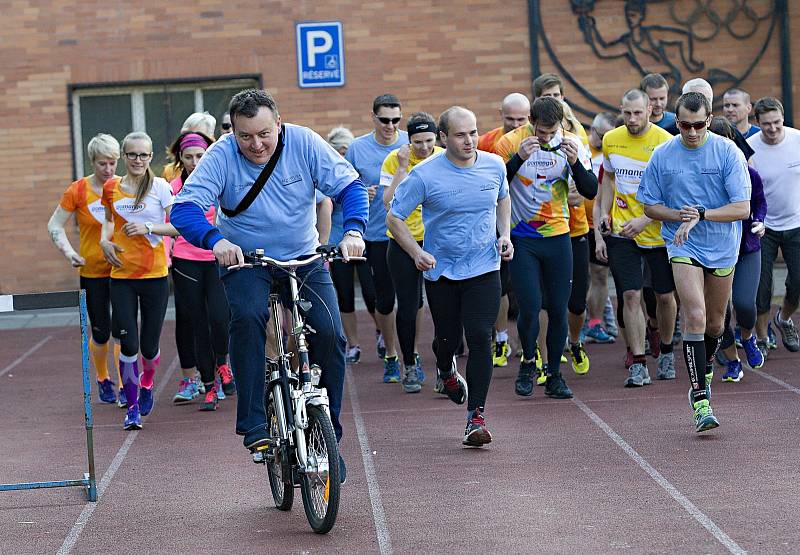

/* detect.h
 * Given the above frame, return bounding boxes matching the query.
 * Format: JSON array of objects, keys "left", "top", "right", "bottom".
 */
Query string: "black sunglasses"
[
  {"left": 677, "top": 120, "right": 708, "bottom": 131},
  {"left": 376, "top": 116, "right": 401, "bottom": 125},
  {"left": 221, "top": 122, "right": 232, "bottom": 130}
]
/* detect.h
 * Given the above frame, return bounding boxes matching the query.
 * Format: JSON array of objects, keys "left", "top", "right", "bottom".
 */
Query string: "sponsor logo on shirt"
[
  {"left": 281, "top": 174, "right": 302, "bottom": 186},
  {"left": 616, "top": 167, "right": 644, "bottom": 178},
  {"left": 701, "top": 168, "right": 720, "bottom": 175},
  {"left": 528, "top": 158, "right": 557, "bottom": 170},
  {"left": 615, "top": 197, "right": 629, "bottom": 209},
  {"left": 114, "top": 201, "right": 146, "bottom": 214}
]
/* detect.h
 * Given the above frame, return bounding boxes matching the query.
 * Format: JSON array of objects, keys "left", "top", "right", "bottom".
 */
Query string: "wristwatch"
[
  {"left": 145, "top": 222, "right": 154, "bottom": 234},
  {"left": 696, "top": 206, "right": 706, "bottom": 221},
  {"left": 344, "top": 230, "right": 362, "bottom": 239}
]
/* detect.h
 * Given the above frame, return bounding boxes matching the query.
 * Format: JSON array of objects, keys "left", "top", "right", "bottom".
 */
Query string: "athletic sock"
[
  {"left": 496, "top": 330, "right": 509, "bottom": 343},
  {"left": 682, "top": 335, "right": 707, "bottom": 402},
  {"left": 119, "top": 353, "right": 140, "bottom": 408},
  {"left": 704, "top": 333, "right": 722, "bottom": 367},
  {"left": 113, "top": 343, "right": 122, "bottom": 387},
  {"left": 140, "top": 351, "right": 160, "bottom": 390},
  {"left": 588, "top": 318, "right": 602, "bottom": 328},
  {"left": 90, "top": 341, "right": 110, "bottom": 382},
  {"left": 659, "top": 342, "right": 673, "bottom": 355}
]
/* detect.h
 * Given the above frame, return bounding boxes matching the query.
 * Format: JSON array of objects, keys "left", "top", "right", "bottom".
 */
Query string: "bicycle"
[{"left": 243, "top": 245, "right": 357, "bottom": 534}]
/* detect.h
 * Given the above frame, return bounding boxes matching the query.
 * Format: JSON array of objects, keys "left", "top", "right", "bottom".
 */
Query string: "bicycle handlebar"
[{"left": 230, "top": 245, "right": 365, "bottom": 270}]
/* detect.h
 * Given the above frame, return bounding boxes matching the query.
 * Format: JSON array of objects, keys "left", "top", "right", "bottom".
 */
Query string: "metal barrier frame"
[{"left": 0, "top": 290, "right": 97, "bottom": 501}]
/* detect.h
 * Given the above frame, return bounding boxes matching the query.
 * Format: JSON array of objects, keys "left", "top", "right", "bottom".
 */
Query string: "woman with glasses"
[
  {"left": 47, "top": 133, "right": 122, "bottom": 405},
  {"left": 165, "top": 132, "right": 234, "bottom": 410},
  {"left": 100, "top": 132, "right": 175, "bottom": 430}
]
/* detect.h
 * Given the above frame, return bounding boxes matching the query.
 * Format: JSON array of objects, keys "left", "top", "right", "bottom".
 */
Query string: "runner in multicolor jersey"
[
  {"left": 48, "top": 133, "right": 122, "bottom": 405},
  {"left": 598, "top": 88, "right": 676, "bottom": 388},
  {"left": 638, "top": 92, "right": 750, "bottom": 432},
  {"left": 495, "top": 96, "right": 597, "bottom": 400}
]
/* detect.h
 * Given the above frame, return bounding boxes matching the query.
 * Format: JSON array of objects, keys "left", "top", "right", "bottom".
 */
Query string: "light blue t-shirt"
[
  {"left": 176, "top": 124, "right": 358, "bottom": 260},
  {"left": 637, "top": 133, "right": 751, "bottom": 268},
  {"left": 345, "top": 130, "right": 408, "bottom": 241},
  {"left": 390, "top": 151, "right": 508, "bottom": 281}
]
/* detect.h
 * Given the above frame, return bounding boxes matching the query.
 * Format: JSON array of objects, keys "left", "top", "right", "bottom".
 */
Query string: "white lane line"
[
  {"left": 0, "top": 336, "right": 51, "bottom": 378},
  {"left": 749, "top": 367, "right": 800, "bottom": 395},
  {"left": 572, "top": 397, "right": 747, "bottom": 555},
  {"left": 345, "top": 368, "right": 393, "bottom": 555},
  {"left": 57, "top": 355, "right": 179, "bottom": 555}
]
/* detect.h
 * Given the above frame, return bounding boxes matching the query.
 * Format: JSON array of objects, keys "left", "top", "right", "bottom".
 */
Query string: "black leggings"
[
  {"left": 329, "top": 259, "right": 376, "bottom": 314},
  {"left": 110, "top": 277, "right": 169, "bottom": 359},
  {"left": 80, "top": 276, "right": 112, "bottom": 344},
  {"left": 365, "top": 239, "right": 395, "bottom": 315},
  {"left": 387, "top": 239, "right": 424, "bottom": 365},
  {"left": 172, "top": 258, "right": 230, "bottom": 385},
  {"left": 425, "top": 271, "right": 500, "bottom": 412},
  {"left": 568, "top": 234, "right": 589, "bottom": 316}
]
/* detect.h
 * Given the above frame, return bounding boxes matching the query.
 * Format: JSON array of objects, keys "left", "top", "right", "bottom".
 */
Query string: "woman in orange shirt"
[
  {"left": 101, "top": 132, "right": 175, "bottom": 430},
  {"left": 47, "top": 133, "right": 122, "bottom": 405}
]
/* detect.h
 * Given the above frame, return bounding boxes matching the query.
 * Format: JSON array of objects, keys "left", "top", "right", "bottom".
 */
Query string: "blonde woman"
[
  {"left": 48, "top": 134, "right": 122, "bottom": 405},
  {"left": 101, "top": 132, "right": 175, "bottom": 430}
]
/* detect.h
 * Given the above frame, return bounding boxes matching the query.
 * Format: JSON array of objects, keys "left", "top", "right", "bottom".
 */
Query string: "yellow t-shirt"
[
  {"left": 381, "top": 146, "right": 444, "bottom": 242},
  {"left": 602, "top": 124, "right": 672, "bottom": 247},
  {"left": 568, "top": 124, "right": 590, "bottom": 238}
]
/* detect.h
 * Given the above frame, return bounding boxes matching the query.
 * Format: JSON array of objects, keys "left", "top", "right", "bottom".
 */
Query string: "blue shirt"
[
  {"left": 743, "top": 124, "right": 761, "bottom": 139},
  {"left": 346, "top": 130, "right": 408, "bottom": 241},
  {"left": 329, "top": 202, "right": 344, "bottom": 245},
  {"left": 637, "top": 133, "right": 751, "bottom": 268},
  {"left": 390, "top": 151, "right": 508, "bottom": 281},
  {"left": 175, "top": 124, "right": 360, "bottom": 260},
  {"left": 654, "top": 111, "right": 677, "bottom": 133}
]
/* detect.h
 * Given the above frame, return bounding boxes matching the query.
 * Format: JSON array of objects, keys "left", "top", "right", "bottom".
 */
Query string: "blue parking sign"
[{"left": 296, "top": 22, "right": 345, "bottom": 88}]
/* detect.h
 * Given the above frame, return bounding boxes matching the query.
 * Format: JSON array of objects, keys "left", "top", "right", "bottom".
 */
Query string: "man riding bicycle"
[{"left": 171, "top": 90, "right": 368, "bottom": 482}]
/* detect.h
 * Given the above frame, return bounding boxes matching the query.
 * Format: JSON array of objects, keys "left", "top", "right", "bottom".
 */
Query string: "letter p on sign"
[{"left": 306, "top": 31, "right": 333, "bottom": 67}]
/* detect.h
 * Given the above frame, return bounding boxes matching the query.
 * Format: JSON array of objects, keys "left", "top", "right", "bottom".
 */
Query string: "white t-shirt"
[{"left": 747, "top": 127, "right": 800, "bottom": 231}]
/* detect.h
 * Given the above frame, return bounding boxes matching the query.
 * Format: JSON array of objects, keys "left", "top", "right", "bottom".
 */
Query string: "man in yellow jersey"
[
  {"left": 598, "top": 88, "right": 676, "bottom": 387},
  {"left": 477, "top": 92, "right": 531, "bottom": 368}
]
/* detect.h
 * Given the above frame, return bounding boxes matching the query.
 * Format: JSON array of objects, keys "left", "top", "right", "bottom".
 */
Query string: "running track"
[{"left": 1, "top": 312, "right": 799, "bottom": 554}]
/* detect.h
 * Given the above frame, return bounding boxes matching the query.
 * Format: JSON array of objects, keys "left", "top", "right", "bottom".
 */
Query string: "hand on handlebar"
[
  {"left": 338, "top": 234, "right": 365, "bottom": 262},
  {"left": 214, "top": 238, "right": 245, "bottom": 269}
]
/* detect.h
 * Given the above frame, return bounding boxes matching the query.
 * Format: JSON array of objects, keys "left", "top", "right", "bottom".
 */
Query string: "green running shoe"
[{"left": 693, "top": 399, "right": 719, "bottom": 433}]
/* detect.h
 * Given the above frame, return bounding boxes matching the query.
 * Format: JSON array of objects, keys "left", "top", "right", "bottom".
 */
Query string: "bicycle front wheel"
[
  {"left": 300, "top": 404, "right": 340, "bottom": 534},
  {"left": 265, "top": 391, "right": 294, "bottom": 511}
]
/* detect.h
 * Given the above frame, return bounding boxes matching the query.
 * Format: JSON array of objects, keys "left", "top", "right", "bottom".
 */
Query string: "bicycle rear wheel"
[
  {"left": 300, "top": 404, "right": 340, "bottom": 534},
  {"left": 265, "top": 392, "right": 294, "bottom": 511}
]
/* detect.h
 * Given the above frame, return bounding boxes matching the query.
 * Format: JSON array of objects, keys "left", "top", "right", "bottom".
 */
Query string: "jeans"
[{"left": 221, "top": 260, "right": 346, "bottom": 446}]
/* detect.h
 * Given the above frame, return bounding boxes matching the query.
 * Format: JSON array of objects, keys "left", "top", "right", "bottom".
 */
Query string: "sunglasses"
[
  {"left": 376, "top": 116, "right": 401, "bottom": 125},
  {"left": 677, "top": 120, "right": 709, "bottom": 131},
  {"left": 221, "top": 122, "right": 232, "bottom": 130},
  {"left": 124, "top": 152, "right": 152, "bottom": 161}
]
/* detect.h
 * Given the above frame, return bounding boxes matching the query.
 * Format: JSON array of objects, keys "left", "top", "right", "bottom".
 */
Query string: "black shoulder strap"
[{"left": 220, "top": 126, "right": 285, "bottom": 218}]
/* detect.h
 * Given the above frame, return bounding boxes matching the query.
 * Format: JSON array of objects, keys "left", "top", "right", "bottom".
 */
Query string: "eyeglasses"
[
  {"left": 124, "top": 152, "right": 152, "bottom": 161},
  {"left": 677, "top": 120, "right": 709, "bottom": 131},
  {"left": 376, "top": 116, "right": 401, "bottom": 125},
  {"left": 221, "top": 123, "right": 232, "bottom": 130}
]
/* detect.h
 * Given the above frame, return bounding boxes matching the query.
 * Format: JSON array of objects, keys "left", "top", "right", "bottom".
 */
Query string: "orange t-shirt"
[
  {"left": 59, "top": 177, "right": 112, "bottom": 278},
  {"left": 102, "top": 176, "right": 173, "bottom": 279},
  {"left": 477, "top": 126, "right": 506, "bottom": 154}
]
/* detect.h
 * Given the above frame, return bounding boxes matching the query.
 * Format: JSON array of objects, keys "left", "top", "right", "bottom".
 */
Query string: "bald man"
[{"left": 478, "top": 93, "right": 531, "bottom": 154}]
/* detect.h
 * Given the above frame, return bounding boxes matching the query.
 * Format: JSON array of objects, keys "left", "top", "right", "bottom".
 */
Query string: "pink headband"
[{"left": 180, "top": 133, "right": 208, "bottom": 152}]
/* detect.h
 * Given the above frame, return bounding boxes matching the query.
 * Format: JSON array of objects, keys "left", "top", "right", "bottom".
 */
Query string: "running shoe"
[
  {"left": 215, "top": 377, "right": 226, "bottom": 400},
  {"left": 440, "top": 363, "right": 468, "bottom": 405},
  {"left": 545, "top": 372, "right": 573, "bottom": 399},
  {"left": 217, "top": 364, "right": 236, "bottom": 396},
  {"left": 139, "top": 387, "right": 154, "bottom": 416},
  {"left": 570, "top": 343, "right": 590, "bottom": 375},
  {"left": 434, "top": 375, "right": 445, "bottom": 394},
  {"left": 646, "top": 323, "right": 660, "bottom": 358},
  {"left": 346, "top": 345, "right": 362, "bottom": 364},
  {"left": 734, "top": 326, "right": 743, "bottom": 348},
  {"left": 376, "top": 330, "right": 386, "bottom": 360},
  {"left": 692, "top": 399, "right": 719, "bottom": 433},
  {"left": 463, "top": 408, "right": 492, "bottom": 447},
  {"left": 722, "top": 359, "right": 744, "bottom": 382},
  {"left": 773, "top": 312, "right": 800, "bottom": 352},
  {"left": 742, "top": 335, "right": 765, "bottom": 369},
  {"left": 415, "top": 352, "right": 425, "bottom": 383},
  {"left": 536, "top": 363, "right": 548, "bottom": 386},
  {"left": 624, "top": 363, "right": 651, "bottom": 387},
  {"left": 199, "top": 384, "right": 219, "bottom": 411},
  {"left": 624, "top": 349, "right": 634, "bottom": 370},
  {"left": 196, "top": 370, "right": 205, "bottom": 394},
  {"left": 401, "top": 364, "right": 422, "bottom": 394},
  {"left": 117, "top": 388, "right": 127, "bottom": 409},
  {"left": 687, "top": 375, "right": 714, "bottom": 409},
  {"left": 173, "top": 377, "right": 197, "bottom": 404},
  {"left": 98, "top": 379, "right": 117, "bottom": 404},
  {"left": 515, "top": 359, "right": 536, "bottom": 396},
  {"left": 756, "top": 338, "right": 769, "bottom": 362},
  {"left": 585, "top": 323, "right": 614, "bottom": 344},
  {"left": 656, "top": 352, "right": 676, "bottom": 380},
  {"left": 382, "top": 356, "right": 401, "bottom": 383},
  {"left": 123, "top": 404, "right": 142, "bottom": 430},
  {"left": 767, "top": 323, "right": 777, "bottom": 350},
  {"left": 493, "top": 340, "right": 511, "bottom": 367}
]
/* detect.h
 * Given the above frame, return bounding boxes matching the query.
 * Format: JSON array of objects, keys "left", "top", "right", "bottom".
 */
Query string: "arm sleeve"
[
  {"left": 170, "top": 202, "right": 224, "bottom": 250},
  {"left": 335, "top": 178, "right": 369, "bottom": 234},
  {"left": 505, "top": 154, "right": 524, "bottom": 181},
  {"left": 749, "top": 167, "right": 767, "bottom": 222},
  {"left": 570, "top": 159, "right": 598, "bottom": 199}
]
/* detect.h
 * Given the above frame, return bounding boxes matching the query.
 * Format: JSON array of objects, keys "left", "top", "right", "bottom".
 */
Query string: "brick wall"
[{"left": 0, "top": 0, "right": 796, "bottom": 293}]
